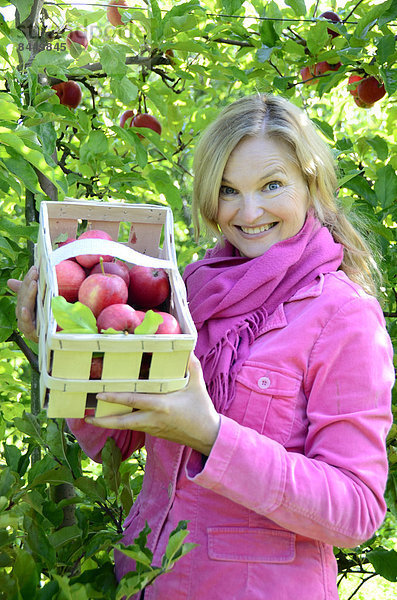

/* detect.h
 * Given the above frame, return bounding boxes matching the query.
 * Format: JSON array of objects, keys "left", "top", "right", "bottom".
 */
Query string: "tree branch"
[{"left": 7, "top": 331, "right": 39, "bottom": 373}]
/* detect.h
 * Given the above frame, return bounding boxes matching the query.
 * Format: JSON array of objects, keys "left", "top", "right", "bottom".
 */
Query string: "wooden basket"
[{"left": 35, "top": 199, "right": 197, "bottom": 419}]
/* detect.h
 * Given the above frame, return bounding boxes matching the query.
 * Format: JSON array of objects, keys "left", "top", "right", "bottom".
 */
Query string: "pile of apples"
[{"left": 54, "top": 228, "right": 181, "bottom": 336}]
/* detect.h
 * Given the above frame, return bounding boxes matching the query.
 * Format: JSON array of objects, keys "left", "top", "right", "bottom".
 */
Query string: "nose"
[{"left": 239, "top": 193, "right": 264, "bottom": 223}]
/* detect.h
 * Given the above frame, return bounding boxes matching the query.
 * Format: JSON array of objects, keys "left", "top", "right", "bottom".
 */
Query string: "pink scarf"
[{"left": 183, "top": 212, "right": 343, "bottom": 413}]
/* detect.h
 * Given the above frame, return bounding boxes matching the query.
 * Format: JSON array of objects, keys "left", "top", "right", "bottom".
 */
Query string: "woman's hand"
[
  {"left": 86, "top": 353, "right": 220, "bottom": 456},
  {"left": 7, "top": 266, "right": 39, "bottom": 343}
]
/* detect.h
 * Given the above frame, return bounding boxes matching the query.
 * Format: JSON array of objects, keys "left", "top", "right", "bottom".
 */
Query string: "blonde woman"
[{"left": 9, "top": 94, "right": 395, "bottom": 600}]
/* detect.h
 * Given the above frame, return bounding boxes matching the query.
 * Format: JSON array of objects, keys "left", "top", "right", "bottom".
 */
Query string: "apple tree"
[{"left": 0, "top": 0, "right": 396, "bottom": 597}]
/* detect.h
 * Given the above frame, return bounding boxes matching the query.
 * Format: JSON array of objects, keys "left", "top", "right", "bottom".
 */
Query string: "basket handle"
[{"left": 49, "top": 239, "right": 178, "bottom": 271}]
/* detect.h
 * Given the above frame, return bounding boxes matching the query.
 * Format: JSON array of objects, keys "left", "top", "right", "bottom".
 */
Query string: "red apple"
[
  {"left": 52, "top": 81, "right": 82, "bottom": 109},
  {"left": 313, "top": 61, "right": 341, "bottom": 77},
  {"left": 97, "top": 304, "right": 145, "bottom": 333},
  {"left": 55, "top": 259, "right": 86, "bottom": 303},
  {"left": 129, "top": 265, "right": 170, "bottom": 308},
  {"left": 75, "top": 230, "right": 114, "bottom": 269},
  {"left": 357, "top": 76, "right": 386, "bottom": 104},
  {"left": 66, "top": 30, "right": 88, "bottom": 55},
  {"left": 348, "top": 75, "right": 363, "bottom": 96},
  {"left": 89, "top": 260, "right": 130, "bottom": 286},
  {"left": 300, "top": 66, "right": 317, "bottom": 85},
  {"left": 107, "top": 0, "right": 128, "bottom": 26},
  {"left": 120, "top": 110, "right": 135, "bottom": 128},
  {"left": 319, "top": 11, "right": 341, "bottom": 38},
  {"left": 55, "top": 236, "right": 76, "bottom": 248},
  {"left": 154, "top": 311, "right": 182, "bottom": 334},
  {"left": 78, "top": 273, "right": 128, "bottom": 318},
  {"left": 90, "top": 356, "right": 103, "bottom": 379},
  {"left": 132, "top": 113, "right": 162, "bottom": 138},
  {"left": 354, "top": 97, "right": 375, "bottom": 109}
]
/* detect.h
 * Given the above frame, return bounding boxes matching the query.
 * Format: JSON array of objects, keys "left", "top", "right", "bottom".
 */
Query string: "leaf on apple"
[
  {"left": 134, "top": 310, "right": 163, "bottom": 335},
  {"left": 51, "top": 296, "right": 98, "bottom": 334},
  {"left": 100, "top": 327, "right": 129, "bottom": 335}
]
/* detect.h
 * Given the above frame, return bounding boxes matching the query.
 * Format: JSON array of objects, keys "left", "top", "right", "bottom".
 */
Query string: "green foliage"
[{"left": 0, "top": 0, "right": 396, "bottom": 597}]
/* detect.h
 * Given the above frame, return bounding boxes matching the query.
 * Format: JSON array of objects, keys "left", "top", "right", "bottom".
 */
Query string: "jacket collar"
[{"left": 261, "top": 274, "right": 326, "bottom": 334}]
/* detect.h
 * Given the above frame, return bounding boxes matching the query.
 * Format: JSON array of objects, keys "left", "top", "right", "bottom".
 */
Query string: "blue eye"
[
  {"left": 266, "top": 181, "right": 281, "bottom": 191},
  {"left": 220, "top": 185, "right": 236, "bottom": 196}
]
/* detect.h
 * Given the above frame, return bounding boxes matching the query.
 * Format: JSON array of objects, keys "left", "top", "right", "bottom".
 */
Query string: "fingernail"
[{"left": 96, "top": 394, "right": 106, "bottom": 400}]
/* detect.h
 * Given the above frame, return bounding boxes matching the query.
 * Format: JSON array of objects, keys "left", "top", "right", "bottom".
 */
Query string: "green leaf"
[
  {"left": 3, "top": 149, "right": 41, "bottom": 193},
  {"left": 9, "top": 0, "right": 35, "bottom": 23},
  {"left": 74, "top": 476, "right": 107, "bottom": 501},
  {"left": 100, "top": 44, "right": 127, "bottom": 77},
  {"left": 367, "top": 548, "right": 397, "bottom": 581},
  {"left": 12, "top": 548, "right": 40, "bottom": 600},
  {"left": 164, "top": 527, "right": 189, "bottom": 561},
  {"left": 0, "top": 127, "right": 67, "bottom": 193},
  {"left": 374, "top": 165, "right": 397, "bottom": 208},
  {"left": 48, "top": 524, "right": 82, "bottom": 549},
  {"left": 306, "top": 21, "right": 329, "bottom": 54},
  {"left": 285, "top": 0, "right": 306, "bottom": 18},
  {"left": 378, "top": 0, "right": 397, "bottom": 27},
  {"left": 365, "top": 136, "right": 389, "bottom": 161},
  {"left": 28, "top": 466, "right": 74, "bottom": 488},
  {"left": 51, "top": 297, "right": 98, "bottom": 334},
  {"left": 110, "top": 76, "right": 138, "bottom": 105},
  {"left": 102, "top": 438, "right": 121, "bottom": 495},
  {"left": 376, "top": 34, "right": 396, "bottom": 65},
  {"left": 380, "top": 67, "right": 397, "bottom": 95},
  {"left": 116, "top": 544, "right": 153, "bottom": 567},
  {"left": 25, "top": 516, "right": 56, "bottom": 568},
  {"left": 0, "top": 98, "right": 20, "bottom": 121},
  {"left": 134, "top": 310, "right": 163, "bottom": 335},
  {"left": 311, "top": 118, "right": 334, "bottom": 141},
  {"left": 256, "top": 45, "right": 273, "bottom": 63}
]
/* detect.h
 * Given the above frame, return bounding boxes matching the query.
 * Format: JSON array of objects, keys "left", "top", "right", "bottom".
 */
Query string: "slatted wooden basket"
[{"left": 35, "top": 199, "right": 197, "bottom": 419}]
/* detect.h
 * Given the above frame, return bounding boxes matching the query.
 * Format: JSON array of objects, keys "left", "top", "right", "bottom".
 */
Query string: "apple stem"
[{"left": 99, "top": 256, "right": 105, "bottom": 276}]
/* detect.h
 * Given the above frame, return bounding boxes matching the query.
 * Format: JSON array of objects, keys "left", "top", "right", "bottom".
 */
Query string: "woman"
[{"left": 9, "top": 94, "right": 395, "bottom": 600}]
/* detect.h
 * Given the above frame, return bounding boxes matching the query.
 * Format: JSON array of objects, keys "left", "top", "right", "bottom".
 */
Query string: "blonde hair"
[{"left": 192, "top": 94, "right": 380, "bottom": 296}]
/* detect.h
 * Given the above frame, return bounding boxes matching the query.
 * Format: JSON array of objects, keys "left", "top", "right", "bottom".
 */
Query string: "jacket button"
[
  {"left": 167, "top": 483, "right": 173, "bottom": 499},
  {"left": 258, "top": 376, "right": 270, "bottom": 389}
]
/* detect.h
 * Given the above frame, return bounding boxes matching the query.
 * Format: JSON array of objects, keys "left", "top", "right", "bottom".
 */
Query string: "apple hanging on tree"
[
  {"left": 66, "top": 30, "right": 88, "bottom": 57},
  {"left": 52, "top": 81, "right": 82, "bottom": 109},
  {"left": 107, "top": 0, "right": 128, "bottom": 27},
  {"left": 319, "top": 11, "right": 342, "bottom": 38},
  {"left": 120, "top": 110, "right": 135, "bottom": 128},
  {"left": 357, "top": 76, "right": 386, "bottom": 104}
]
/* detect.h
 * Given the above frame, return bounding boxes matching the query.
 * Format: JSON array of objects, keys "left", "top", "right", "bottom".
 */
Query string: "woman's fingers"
[{"left": 7, "top": 266, "right": 39, "bottom": 342}]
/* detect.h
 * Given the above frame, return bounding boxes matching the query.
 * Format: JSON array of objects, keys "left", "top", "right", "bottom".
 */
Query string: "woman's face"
[{"left": 217, "top": 135, "right": 310, "bottom": 258}]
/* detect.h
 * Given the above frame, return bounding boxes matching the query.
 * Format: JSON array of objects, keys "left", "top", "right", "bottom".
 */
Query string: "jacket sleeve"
[
  {"left": 66, "top": 416, "right": 144, "bottom": 463},
  {"left": 186, "top": 295, "right": 395, "bottom": 548}
]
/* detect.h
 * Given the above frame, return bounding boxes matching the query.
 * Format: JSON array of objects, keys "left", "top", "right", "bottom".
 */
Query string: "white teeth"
[{"left": 240, "top": 223, "right": 276, "bottom": 234}]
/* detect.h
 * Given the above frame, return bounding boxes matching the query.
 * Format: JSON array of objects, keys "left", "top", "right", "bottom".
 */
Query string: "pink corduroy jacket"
[{"left": 68, "top": 271, "right": 395, "bottom": 600}]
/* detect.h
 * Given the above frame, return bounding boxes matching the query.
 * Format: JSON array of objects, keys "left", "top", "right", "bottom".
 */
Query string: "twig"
[{"left": 7, "top": 331, "right": 39, "bottom": 373}]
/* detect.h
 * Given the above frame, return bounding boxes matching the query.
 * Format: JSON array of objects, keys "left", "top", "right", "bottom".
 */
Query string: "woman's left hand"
[{"left": 85, "top": 353, "right": 220, "bottom": 456}]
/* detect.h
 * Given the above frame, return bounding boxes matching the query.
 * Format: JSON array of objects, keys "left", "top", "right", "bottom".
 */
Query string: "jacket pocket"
[
  {"left": 207, "top": 527, "right": 296, "bottom": 563},
  {"left": 235, "top": 361, "right": 301, "bottom": 444}
]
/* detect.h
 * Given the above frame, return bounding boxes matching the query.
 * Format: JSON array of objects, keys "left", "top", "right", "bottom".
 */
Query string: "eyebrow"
[{"left": 221, "top": 169, "right": 286, "bottom": 185}]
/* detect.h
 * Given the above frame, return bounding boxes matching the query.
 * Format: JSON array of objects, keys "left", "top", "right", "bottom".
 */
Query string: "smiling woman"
[
  {"left": 9, "top": 93, "right": 395, "bottom": 600},
  {"left": 217, "top": 136, "right": 309, "bottom": 257}
]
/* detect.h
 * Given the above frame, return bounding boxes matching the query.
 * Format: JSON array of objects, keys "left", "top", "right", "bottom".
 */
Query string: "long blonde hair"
[{"left": 192, "top": 94, "right": 380, "bottom": 296}]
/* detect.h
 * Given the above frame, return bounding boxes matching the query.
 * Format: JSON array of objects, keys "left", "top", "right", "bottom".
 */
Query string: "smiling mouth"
[{"left": 238, "top": 223, "right": 278, "bottom": 234}]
